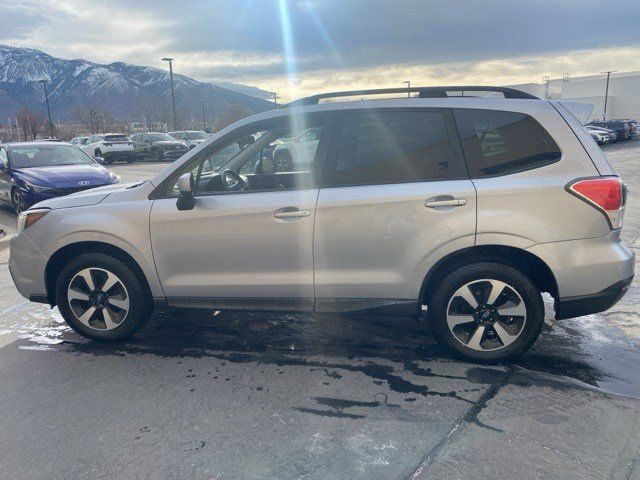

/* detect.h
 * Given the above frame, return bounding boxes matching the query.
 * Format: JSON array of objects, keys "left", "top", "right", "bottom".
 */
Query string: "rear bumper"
[
  {"left": 103, "top": 150, "right": 135, "bottom": 159},
  {"left": 526, "top": 230, "right": 635, "bottom": 299},
  {"left": 555, "top": 275, "right": 633, "bottom": 320}
]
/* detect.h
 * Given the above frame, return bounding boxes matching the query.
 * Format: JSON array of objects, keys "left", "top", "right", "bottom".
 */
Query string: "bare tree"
[
  {"left": 71, "top": 106, "right": 117, "bottom": 134},
  {"left": 136, "top": 97, "right": 170, "bottom": 132},
  {"left": 15, "top": 106, "right": 45, "bottom": 140},
  {"left": 212, "top": 103, "right": 251, "bottom": 132}
]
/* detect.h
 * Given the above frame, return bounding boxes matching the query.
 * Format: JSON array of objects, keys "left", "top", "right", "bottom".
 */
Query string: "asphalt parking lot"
[{"left": 0, "top": 148, "right": 639, "bottom": 479}]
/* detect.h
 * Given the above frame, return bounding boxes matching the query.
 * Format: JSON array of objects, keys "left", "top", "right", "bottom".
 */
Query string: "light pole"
[
  {"left": 162, "top": 57, "right": 179, "bottom": 130},
  {"left": 601, "top": 71, "right": 616, "bottom": 121},
  {"left": 200, "top": 100, "right": 206, "bottom": 131},
  {"left": 38, "top": 79, "right": 55, "bottom": 138},
  {"left": 272, "top": 92, "right": 279, "bottom": 109},
  {"left": 403, "top": 80, "right": 411, "bottom": 98}
]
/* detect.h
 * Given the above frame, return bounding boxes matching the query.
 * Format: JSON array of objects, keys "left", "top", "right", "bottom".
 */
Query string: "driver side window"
[{"left": 171, "top": 115, "right": 327, "bottom": 195}]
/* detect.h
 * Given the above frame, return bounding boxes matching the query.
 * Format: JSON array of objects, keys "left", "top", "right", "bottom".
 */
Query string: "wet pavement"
[{"left": 0, "top": 146, "right": 639, "bottom": 479}]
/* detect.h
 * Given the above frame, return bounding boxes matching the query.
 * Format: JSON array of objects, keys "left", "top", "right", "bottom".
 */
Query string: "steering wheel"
[{"left": 221, "top": 169, "right": 248, "bottom": 192}]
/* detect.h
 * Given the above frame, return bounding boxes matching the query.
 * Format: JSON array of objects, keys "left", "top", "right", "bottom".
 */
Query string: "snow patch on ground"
[{"left": 0, "top": 302, "right": 70, "bottom": 349}]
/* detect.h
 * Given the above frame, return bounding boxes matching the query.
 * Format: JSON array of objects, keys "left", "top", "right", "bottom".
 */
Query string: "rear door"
[{"left": 313, "top": 108, "right": 477, "bottom": 313}]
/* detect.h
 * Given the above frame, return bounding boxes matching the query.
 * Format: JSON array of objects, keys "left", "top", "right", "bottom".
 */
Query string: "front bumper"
[
  {"left": 9, "top": 233, "right": 48, "bottom": 303},
  {"left": 162, "top": 149, "right": 188, "bottom": 159},
  {"left": 555, "top": 275, "right": 633, "bottom": 320}
]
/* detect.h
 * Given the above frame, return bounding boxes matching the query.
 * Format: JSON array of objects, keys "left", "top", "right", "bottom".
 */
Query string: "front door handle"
[
  {"left": 273, "top": 207, "right": 311, "bottom": 220},
  {"left": 425, "top": 196, "right": 468, "bottom": 209}
]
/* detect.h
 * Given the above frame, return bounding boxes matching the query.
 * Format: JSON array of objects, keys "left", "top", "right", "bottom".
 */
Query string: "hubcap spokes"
[
  {"left": 446, "top": 279, "right": 526, "bottom": 352},
  {"left": 67, "top": 268, "right": 129, "bottom": 331}
]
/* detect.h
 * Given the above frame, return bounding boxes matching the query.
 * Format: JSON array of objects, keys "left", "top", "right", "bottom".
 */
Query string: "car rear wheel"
[
  {"left": 56, "top": 253, "right": 153, "bottom": 341},
  {"left": 11, "top": 187, "right": 24, "bottom": 215},
  {"left": 427, "top": 262, "right": 544, "bottom": 362}
]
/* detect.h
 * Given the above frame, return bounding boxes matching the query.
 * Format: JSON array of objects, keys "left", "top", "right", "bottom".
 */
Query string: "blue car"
[{"left": 0, "top": 142, "right": 120, "bottom": 214}]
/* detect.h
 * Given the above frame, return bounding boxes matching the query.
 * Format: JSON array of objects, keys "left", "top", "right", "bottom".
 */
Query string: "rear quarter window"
[{"left": 454, "top": 109, "right": 561, "bottom": 177}]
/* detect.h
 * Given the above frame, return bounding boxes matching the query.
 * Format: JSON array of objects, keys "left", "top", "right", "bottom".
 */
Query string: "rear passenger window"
[
  {"left": 330, "top": 111, "right": 453, "bottom": 186},
  {"left": 454, "top": 109, "right": 561, "bottom": 177}
]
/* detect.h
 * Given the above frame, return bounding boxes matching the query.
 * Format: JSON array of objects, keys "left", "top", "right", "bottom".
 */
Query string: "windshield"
[
  {"left": 10, "top": 145, "right": 95, "bottom": 168},
  {"left": 148, "top": 133, "right": 175, "bottom": 142},
  {"left": 186, "top": 131, "right": 208, "bottom": 140}
]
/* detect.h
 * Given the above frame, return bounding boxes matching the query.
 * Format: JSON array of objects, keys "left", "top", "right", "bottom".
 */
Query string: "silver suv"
[{"left": 9, "top": 87, "right": 635, "bottom": 362}]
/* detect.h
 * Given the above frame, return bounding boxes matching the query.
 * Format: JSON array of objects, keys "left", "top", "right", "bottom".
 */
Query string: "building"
[{"left": 508, "top": 71, "right": 640, "bottom": 123}]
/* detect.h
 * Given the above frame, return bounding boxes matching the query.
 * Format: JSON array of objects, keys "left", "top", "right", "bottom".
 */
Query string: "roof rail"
[{"left": 283, "top": 86, "right": 538, "bottom": 107}]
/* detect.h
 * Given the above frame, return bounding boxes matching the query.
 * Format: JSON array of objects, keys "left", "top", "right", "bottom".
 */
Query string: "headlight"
[
  {"left": 17, "top": 208, "right": 50, "bottom": 234},
  {"left": 23, "top": 182, "right": 52, "bottom": 193}
]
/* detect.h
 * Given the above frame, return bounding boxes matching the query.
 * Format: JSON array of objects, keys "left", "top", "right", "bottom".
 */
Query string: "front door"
[
  {"left": 149, "top": 113, "right": 331, "bottom": 310},
  {"left": 313, "top": 108, "right": 476, "bottom": 313}
]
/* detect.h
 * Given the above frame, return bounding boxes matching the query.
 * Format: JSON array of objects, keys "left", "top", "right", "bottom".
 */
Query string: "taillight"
[{"left": 567, "top": 176, "right": 626, "bottom": 229}]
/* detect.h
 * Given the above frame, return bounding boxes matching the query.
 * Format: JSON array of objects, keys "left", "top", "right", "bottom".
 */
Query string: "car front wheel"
[
  {"left": 11, "top": 187, "right": 25, "bottom": 214},
  {"left": 56, "top": 253, "right": 153, "bottom": 340},
  {"left": 427, "top": 262, "right": 544, "bottom": 362}
]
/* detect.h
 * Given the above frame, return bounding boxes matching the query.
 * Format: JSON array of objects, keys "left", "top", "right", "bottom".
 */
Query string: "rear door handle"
[
  {"left": 425, "top": 197, "right": 468, "bottom": 208},
  {"left": 273, "top": 207, "right": 311, "bottom": 220}
]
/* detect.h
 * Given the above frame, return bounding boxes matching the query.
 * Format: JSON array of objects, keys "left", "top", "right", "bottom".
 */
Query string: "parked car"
[
  {"left": 8, "top": 86, "right": 634, "bottom": 362},
  {"left": 70, "top": 136, "right": 88, "bottom": 146},
  {"left": 0, "top": 141, "right": 119, "bottom": 213},
  {"left": 611, "top": 119, "right": 639, "bottom": 139},
  {"left": 585, "top": 125, "right": 617, "bottom": 143},
  {"left": 588, "top": 121, "right": 630, "bottom": 141},
  {"left": 271, "top": 127, "right": 322, "bottom": 171},
  {"left": 130, "top": 133, "right": 189, "bottom": 161},
  {"left": 585, "top": 126, "right": 610, "bottom": 145},
  {"left": 167, "top": 131, "right": 209, "bottom": 150},
  {"left": 81, "top": 133, "right": 135, "bottom": 163}
]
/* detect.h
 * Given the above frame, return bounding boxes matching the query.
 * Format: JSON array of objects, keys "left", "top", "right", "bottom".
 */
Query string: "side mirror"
[
  {"left": 94, "top": 156, "right": 105, "bottom": 164},
  {"left": 176, "top": 172, "right": 196, "bottom": 211}
]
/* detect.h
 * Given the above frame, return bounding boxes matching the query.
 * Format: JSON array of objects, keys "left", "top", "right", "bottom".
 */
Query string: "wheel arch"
[
  {"left": 45, "top": 241, "right": 154, "bottom": 307},
  {"left": 420, "top": 244, "right": 558, "bottom": 308}
]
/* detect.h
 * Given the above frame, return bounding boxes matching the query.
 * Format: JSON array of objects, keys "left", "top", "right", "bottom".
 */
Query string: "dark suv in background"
[
  {"left": 130, "top": 133, "right": 189, "bottom": 162},
  {"left": 588, "top": 120, "right": 631, "bottom": 141}
]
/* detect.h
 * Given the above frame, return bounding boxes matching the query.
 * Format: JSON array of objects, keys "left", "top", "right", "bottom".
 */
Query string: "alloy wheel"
[
  {"left": 446, "top": 279, "right": 527, "bottom": 352},
  {"left": 67, "top": 267, "right": 130, "bottom": 331}
]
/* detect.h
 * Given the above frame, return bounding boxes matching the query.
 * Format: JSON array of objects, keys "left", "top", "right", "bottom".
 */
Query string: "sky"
[{"left": 3, "top": 0, "right": 640, "bottom": 101}]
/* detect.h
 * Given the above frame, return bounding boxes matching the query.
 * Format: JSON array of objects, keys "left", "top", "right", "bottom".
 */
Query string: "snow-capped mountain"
[{"left": 0, "top": 45, "right": 272, "bottom": 123}]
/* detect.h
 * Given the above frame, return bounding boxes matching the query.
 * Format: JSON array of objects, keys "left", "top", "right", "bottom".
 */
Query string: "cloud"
[{"left": 2, "top": 0, "right": 640, "bottom": 99}]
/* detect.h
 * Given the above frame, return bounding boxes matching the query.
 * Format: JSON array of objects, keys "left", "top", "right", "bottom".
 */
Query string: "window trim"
[
  {"left": 151, "top": 111, "right": 335, "bottom": 199},
  {"left": 451, "top": 108, "right": 563, "bottom": 179},
  {"left": 320, "top": 107, "right": 469, "bottom": 189}
]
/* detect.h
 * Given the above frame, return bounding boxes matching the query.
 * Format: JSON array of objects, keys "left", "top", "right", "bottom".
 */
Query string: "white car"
[
  {"left": 69, "top": 136, "right": 88, "bottom": 146},
  {"left": 271, "top": 127, "right": 322, "bottom": 171},
  {"left": 81, "top": 133, "right": 135, "bottom": 164},
  {"left": 585, "top": 126, "right": 610, "bottom": 145},
  {"left": 168, "top": 131, "right": 209, "bottom": 150}
]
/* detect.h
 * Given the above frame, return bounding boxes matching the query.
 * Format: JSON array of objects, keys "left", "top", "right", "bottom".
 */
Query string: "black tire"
[
  {"left": 152, "top": 148, "right": 163, "bottom": 162},
  {"left": 56, "top": 253, "right": 153, "bottom": 341},
  {"left": 11, "top": 187, "right": 25, "bottom": 215},
  {"left": 428, "top": 262, "right": 544, "bottom": 363},
  {"left": 126, "top": 156, "right": 136, "bottom": 164}
]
